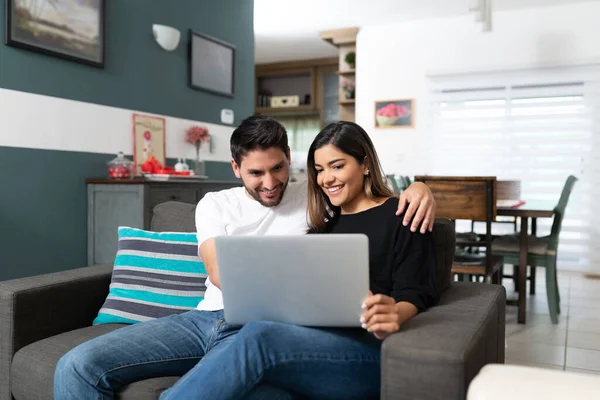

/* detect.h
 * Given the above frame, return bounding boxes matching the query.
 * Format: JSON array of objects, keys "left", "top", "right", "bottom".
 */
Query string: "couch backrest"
[
  {"left": 431, "top": 217, "right": 456, "bottom": 293},
  {"left": 151, "top": 202, "right": 455, "bottom": 293},
  {"left": 152, "top": 201, "right": 197, "bottom": 232}
]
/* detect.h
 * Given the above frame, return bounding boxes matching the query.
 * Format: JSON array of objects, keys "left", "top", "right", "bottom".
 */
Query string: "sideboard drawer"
[{"left": 149, "top": 187, "right": 198, "bottom": 209}]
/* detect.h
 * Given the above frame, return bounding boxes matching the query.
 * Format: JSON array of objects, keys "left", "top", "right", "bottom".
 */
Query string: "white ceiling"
[{"left": 254, "top": 0, "right": 598, "bottom": 64}]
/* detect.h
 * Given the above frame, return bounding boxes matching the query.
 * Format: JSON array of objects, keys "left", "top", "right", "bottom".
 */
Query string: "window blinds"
[{"left": 428, "top": 66, "right": 600, "bottom": 273}]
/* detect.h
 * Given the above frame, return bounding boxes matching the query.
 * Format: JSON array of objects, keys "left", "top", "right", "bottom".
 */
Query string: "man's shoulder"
[
  {"left": 203, "top": 185, "right": 244, "bottom": 201},
  {"left": 199, "top": 185, "right": 244, "bottom": 209}
]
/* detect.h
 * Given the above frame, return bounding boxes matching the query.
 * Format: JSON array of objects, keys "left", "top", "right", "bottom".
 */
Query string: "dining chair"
[
  {"left": 472, "top": 180, "right": 521, "bottom": 233},
  {"left": 491, "top": 175, "right": 578, "bottom": 324},
  {"left": 386, "top": 175, "right": 413, "bottom": 194},
  {"left": 414, "top": 176, "right": 504, "bottom": 284},
  {"left": 386, "top": 174, "right": 402, "bottom": 194}
]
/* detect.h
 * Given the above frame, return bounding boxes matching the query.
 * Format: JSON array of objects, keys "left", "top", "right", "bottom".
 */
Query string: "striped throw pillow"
[{"left": 93, "top": 227, "right": 206, "bottom": 325}]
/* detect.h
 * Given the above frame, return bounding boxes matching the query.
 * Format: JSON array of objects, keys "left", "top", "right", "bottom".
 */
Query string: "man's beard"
[{"left": 242, "top": 178, "right": 289, "bottom": 207}]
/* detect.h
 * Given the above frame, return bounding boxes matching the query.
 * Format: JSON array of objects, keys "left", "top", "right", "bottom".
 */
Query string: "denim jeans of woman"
[{"left": 160, "top": 320, "right": 382, "bottom": 400}]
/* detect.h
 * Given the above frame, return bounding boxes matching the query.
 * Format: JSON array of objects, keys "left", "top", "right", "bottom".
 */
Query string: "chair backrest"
[
  {"left": 414, "top": 176, "right": 497, "bottom": 222},
  {"left": 414, "top": 176, "right": 497, "bottom": 275},
  {"left": 497, "top": 180, "right": 521, "bottom": 200},
  {"left": 548, "top": 175, "right": 578, "bottom": 250}
]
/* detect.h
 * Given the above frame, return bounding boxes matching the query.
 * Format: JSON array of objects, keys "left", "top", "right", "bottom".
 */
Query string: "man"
[{"left": 54, "top": 116, "right": 436, "bottom": 399}]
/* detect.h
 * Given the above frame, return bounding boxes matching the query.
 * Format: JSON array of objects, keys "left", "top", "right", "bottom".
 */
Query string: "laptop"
[{"left": 215, "top": 234, "right": 369, "bottom": 327}]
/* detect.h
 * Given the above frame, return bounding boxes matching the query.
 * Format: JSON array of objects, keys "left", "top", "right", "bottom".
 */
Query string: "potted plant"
[
  {"left": 341, "top": 80, "right": 355, "bottom": 100},
  {"left": 344, "top": 51, "right": 355, "bottom": 70}
]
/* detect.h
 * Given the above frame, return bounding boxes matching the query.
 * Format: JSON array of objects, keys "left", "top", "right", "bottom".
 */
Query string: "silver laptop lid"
[{"left": 215, "top": 234, "right": 369, "bottom": 327}]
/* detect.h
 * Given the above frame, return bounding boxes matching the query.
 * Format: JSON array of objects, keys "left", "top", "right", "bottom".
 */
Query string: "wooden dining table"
[{"left": 497, "top": 202, "right": 555, "bottom": 323}]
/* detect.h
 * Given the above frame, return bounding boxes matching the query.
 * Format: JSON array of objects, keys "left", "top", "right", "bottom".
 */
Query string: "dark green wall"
[
  {"left": 0, "top": 0, "right": 252, "bottom": 281},
  {"left": 0, "top": 0, "right": 255, "bottom": 125}
]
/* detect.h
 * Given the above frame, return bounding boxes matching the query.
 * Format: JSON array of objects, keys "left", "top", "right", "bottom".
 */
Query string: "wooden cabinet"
[{"left": 86, "top": 180, "right": 240, "bottom": 265}]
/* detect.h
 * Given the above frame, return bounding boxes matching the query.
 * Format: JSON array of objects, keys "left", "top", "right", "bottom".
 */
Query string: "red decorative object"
[
  {"left": 185, "top": 125, "right": 210, "bottom": 176},
  {"left": 185, "top": 125, "right": 210, "bottom": 147},
  {"left": 107, "top": 152, "right": 133, "bottom": 180}
]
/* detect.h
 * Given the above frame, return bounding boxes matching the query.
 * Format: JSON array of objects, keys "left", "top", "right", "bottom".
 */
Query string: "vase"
[{"left": 194, "top": 145, "right": 205, "bottom": 176}]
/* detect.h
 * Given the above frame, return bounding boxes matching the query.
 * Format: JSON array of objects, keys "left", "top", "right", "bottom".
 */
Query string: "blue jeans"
[
  {"left": 54, "top": 310, "right": 297, "bottom": 400},
  {"left": 161, "top": 320, "right": 382, "bottom": 400}
]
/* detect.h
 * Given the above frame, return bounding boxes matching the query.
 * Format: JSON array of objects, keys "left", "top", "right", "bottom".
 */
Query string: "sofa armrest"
[
  {"left": 380, "top": 282, "right": 506, "bottom": 400},
  {"left": 0, "top": 264, "right": 112, "bottom": 400}
]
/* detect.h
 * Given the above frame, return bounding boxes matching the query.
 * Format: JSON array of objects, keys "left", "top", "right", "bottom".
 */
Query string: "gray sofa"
[{"left": 0, "top": 201, "right": 506, "bottom": 400}]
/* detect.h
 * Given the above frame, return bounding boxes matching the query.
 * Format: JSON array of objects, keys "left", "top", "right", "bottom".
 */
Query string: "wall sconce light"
[{"left": 152, "top": 24, "right": 181, "bottom": 51}]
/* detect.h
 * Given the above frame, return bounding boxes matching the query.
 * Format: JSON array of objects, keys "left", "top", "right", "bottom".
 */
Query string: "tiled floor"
[{"left": 504, "top": 267, "right": 600, "bottom": 375}]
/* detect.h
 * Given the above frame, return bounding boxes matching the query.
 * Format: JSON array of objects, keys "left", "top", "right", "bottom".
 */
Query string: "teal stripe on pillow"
[
  {"left": 114, "top": 255, "right": 204, "bottom": 274},
  {"left": 118, "top": 226, "right": 198, "bottom": 243},
  {"left": 93, "top": 227, "right": 207, "bottom": 325},
  {"left": 93, "top": 313, "right": 140, "bottom": 325}
]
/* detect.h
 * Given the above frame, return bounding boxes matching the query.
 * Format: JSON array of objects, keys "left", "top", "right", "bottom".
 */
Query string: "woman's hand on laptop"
[
  {"left": 361, "top": 292, "right": 418, "bottom": 340},
  {"left": 396, "top": 182, "right": 436, "bottom": 234}
]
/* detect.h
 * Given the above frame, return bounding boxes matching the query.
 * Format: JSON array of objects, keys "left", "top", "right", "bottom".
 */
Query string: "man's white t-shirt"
[{"left": 195, "top": 182, "right": 309, "bottom": 311}]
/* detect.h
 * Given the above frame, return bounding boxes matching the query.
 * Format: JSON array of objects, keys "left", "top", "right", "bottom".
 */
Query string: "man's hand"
[
  {"left": 361, "top": 292, "right": 418, "bottom": 340},
  {"left": 199, "top": 238, "right": 220, "bottom": 288},
  {"left": 396, "top": 182, "right": 436, "bottom": 233}
]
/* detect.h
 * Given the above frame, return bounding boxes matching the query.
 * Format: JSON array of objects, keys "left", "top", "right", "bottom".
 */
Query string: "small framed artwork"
[
  {"left": 374, "top": 99, "right": 414, "bottom": 129},
  {"left": 132, "top": 114, "right": 166, "bottom": 172},
  {"left": 4, "top": 0, "right": 105, "bottom": 68}
]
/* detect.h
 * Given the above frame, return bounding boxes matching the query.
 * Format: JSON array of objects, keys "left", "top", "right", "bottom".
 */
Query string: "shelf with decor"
[
  {"left": 320, "top": 27, "right": 358, "bottom": 122},
  {"left": 255, "top": 105, "right": 318, "bottom": 116},
  {"left": 255, "top": 58, "right": 339, "bottom": 127}
]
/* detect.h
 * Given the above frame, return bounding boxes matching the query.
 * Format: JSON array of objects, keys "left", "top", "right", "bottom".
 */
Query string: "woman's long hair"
[{"left": 307, "top": 121, "right": 394, "bottom": 232}]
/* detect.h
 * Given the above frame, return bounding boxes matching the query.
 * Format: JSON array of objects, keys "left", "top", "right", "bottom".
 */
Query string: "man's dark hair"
[{"left": 230, "top": 115, "right": 289, "bottom": 165}]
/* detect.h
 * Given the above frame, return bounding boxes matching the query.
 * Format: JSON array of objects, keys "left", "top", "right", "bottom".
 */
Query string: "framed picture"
[
  {"left": 132, "top": 114, "right": 166, "bottom": 172},
  {"left": 374, "top": 99, "right": 415, "bottom": 129},
  {"left": 4, "top": 0, "right": 105, "bottom": 68},
  {"left": 189, "top": 30, "right": 235, "bottom": 97}
]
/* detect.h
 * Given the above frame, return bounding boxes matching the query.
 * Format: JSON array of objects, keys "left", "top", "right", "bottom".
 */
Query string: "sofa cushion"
[
  {"left": 93, "top": 227, "right": 207, "bottom": 325},
  {"left": 11, "top": 324, "right": 123, "bottom": 400},
  {"left": 11, "top": 324, "right": 181, "bottom": 400},
  {"left": 118, "top": 377, "right": 181, "bottom": 399}
]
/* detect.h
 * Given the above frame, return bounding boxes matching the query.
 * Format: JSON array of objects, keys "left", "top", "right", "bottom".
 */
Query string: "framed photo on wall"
[
  {"left": 4, "top": 0, "right": 105, "bottom": 68},
  {"left": 189, "top": 30, "right": 235, "bottom": 97},
  {"left": 374, "top": 99, "right": 414, "bottom": 129},
  {"left": 132, "top": 114, "right": 166, "bottom": 172}
]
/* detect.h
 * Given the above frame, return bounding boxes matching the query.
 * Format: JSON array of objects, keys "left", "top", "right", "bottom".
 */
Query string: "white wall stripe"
[{"left": 0, "top": 88, "right": 233, "bottom": 162}]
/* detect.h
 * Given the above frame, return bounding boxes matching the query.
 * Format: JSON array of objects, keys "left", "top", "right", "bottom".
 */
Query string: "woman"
[{"left": 161, "top": 122, "right": 439, "bottom": 400}]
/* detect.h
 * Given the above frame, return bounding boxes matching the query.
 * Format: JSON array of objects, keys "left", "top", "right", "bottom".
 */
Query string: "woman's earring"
[{"left": 365, "top": 170, "right": 370, "bottom": 176}]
